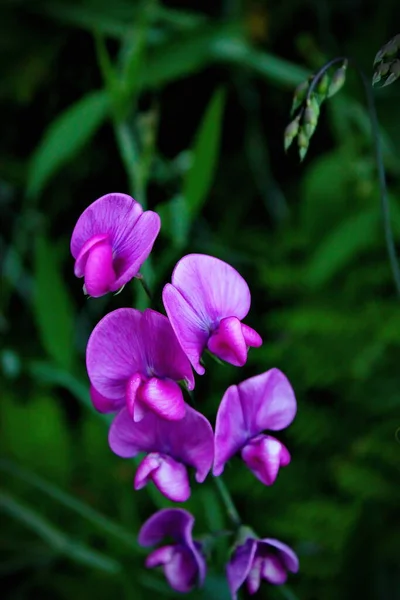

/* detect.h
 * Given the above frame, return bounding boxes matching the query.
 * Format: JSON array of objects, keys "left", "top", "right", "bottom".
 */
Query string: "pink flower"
[
  {"left": 71, "top": 193, "right": 160, "bottom": 297},
  {"left": 213, "top": 368, "right": 296, "bottom": 485},
  {"left": 86, "top": 308, "right": 194, "bottom": 421},
  {"left": 227, "top": 536, "right": 299, "bottom": 598},
  {"left": 108, "top": 405, "right": 214, "bottom": 502},
  {"left": 162, "top": 254, "right": 262, "bottom": 375},
  {"left": 139, "top": 509, "right": 206, "bottom": 593}
]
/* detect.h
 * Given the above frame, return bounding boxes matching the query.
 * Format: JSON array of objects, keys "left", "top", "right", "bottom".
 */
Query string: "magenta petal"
[
  {"left": 140, "top": 309, "right": 195, "bottom": 391},
  {"left": 125, "top": 373, "right": 142, "bottom": 418},
  {"left": 207, "top": 316, "right": 248, "bottom": 366},
  {"left": 89, "top": 385, "right": 121, "bottom": 413},
  {"left": 227, "top": 538, "right": 257, "bottom": 600},
  {"left": 213, "top": 384, "right": 247, "bottom": 476},
  {"left": 86, "top": 308, "right": 145, "bottom": 401},
  {"left": 163, "top": 547, "right": 200, "bottom": 592},
  {"left": 146, "top": 545, "right": 174, "bottom": 568},
  {"left": 162, "top": 284, "right": 208, "bottom": 375},
  {"left": 241, "top": 435, "right": 291, "bottom": 486},
  {"left": 112, "top": 210, "right": 161, "bottom": 289},
  {"left": 83, "top": 239, "right": 116, "bottom": 297},
  {"left": 261, "top": 539, "right": 299, "bottom": 573},
  {"left": 135, "top": 454, "right": 190, "bottom": 502},
  {"left": 246, "top": 556, "right": 263, "bottom": 595},
  {"left": 108, "top": 406, "right": 214, "bottom": 481},
  {"left": 241, "top": 323, "right": 263, "bottom": 348},
  {"left": 71, "top": 193, "right": 142, "bottom": 258},
  {"left": 139, "top": 377, "right": 186, "bottom": 421},
  {"left": 170, "top": 254, "right": 251, "bottom": 323},
  {"left": 260, "top": 556, "right": 288, "bottom": 585},
  {"left": 238, "top": 368, "right": 297, "bottom": 436},
  {"left": 139, "top": 508, "right": 195, "bottom": 547},
  {"left": 74, "top": 233, "right": 109, "bottom": 277}
]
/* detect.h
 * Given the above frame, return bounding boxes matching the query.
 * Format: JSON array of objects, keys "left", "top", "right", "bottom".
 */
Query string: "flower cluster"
[{"left": 72, "top": 193, "right": 299, "bottom": 597}]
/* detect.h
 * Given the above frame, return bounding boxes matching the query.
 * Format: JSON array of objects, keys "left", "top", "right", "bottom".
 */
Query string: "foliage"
[{"left": 1, "top": 1, "right": 400, "bottom": 599}]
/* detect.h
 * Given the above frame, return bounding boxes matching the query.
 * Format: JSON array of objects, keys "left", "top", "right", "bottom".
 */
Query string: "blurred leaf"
[
  {"left": 184, "top": 87, "right": 225, "bottom": 216},
  {"left": 0, "top": 458, "right": 141, "bottom": 553},
  {"left": 156, "top": 194, "right": 190, "bottom": 248},
  {"left": 0, "top": 491, "right": 121, "bottom": 574},
  {"left": 27, "top": 90, "right": 109, "bottom": 199},
  {"left": 1, "top": 393, "right": 71, "bottom": 484},
  {"left": 33, "top": 235, "right": 76, "bottom": 370},
  {"left": 304, "top": 209, "right": 379, "bottom": 288}
]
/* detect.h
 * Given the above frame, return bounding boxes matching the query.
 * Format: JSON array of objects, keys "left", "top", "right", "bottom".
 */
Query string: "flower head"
[
  {"left": 227, "top": 536, "right": 299, "bottom": 598},
  {"left": 71, "top": 193, "right": 160, "bottom": 297},
  {"left": 109, "top": 405, "right": 214, "bottom": 502},
  {"left": 139, "top": 508, "right": 206, "bottom": 593},
  {"left": 86, "top": 308, "right": 194, "bottom": 421},
  {"left": 213, "top": 368, "right": 296, "bottom": 484},
  {"left": 162, "top": 254, "right": 262, "bottom": 375}
]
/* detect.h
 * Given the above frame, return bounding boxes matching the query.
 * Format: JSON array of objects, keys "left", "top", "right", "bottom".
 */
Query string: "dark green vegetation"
[{"left": 1, "top": 1, "right": 399, "bottom": 599}]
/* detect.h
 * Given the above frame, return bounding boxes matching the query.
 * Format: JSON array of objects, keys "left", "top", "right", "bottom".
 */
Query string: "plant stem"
[
  {"left": 357, "top": 67, "right": 400, "bottom": 297},
  {"left": 213, "top": 476, "right": 241, "bottom": 527},
  {"left": 308, "top": 57, "right": 400, "bottom": 297},
  {"left": 136, "top": 273, "right": 153, "bottom": 301}
]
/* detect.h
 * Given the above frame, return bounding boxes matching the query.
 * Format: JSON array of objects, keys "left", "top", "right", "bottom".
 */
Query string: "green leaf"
[
  {"left": 183, "top": 87, "right": 225, "bottom": 217},
  {"left": 0, "top": 492, "right": 121, "bottom": 574},
  {"left": 0, "top": 393, "right": 71, "bottom": 485},
  {"left": 33, "top": 235, "right": 76, "bottom": 370},
  {"left": 27, "top": 90, "right": 109, "bottom": 199},
  {"left": 0, "top": 459, "right": 142, "bottom": 553},
  {"left": 304, "top": 209, "right": 379, "bottom": 288}
]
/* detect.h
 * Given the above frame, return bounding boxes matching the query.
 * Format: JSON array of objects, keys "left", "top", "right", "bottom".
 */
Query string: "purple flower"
[
  {"left": 213, "top": 368, "right": 296, "bottom": 485},
  {"left": 227, "top": 536, "right": 299, "bottom": 598},
  {"left": 86, "top": 308, "right": 194, "bottom": 421},
  {"left": 138, "top": 508, "right": 206, "bottom": 593},
  {"left": 162, "top": 254, "right": 262, "bottom": 375},
  {"left": 108, "top": 405, "right": 214, "bottom": 502},
  {"left": 71, "top": 193, "right": 160, "bottom": 297}
]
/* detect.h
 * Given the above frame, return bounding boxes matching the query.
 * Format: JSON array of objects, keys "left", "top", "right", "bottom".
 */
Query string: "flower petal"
[
  {"left": 138, "top": 508, "right": 195, "bottom": 547},
  {"left": 70, "top": 193, "right": 142, "bottom": 258},
  {"left": 86, "top": 308, "right": 145, "bottom": 400},
  {"left": 162, "top": 284, "right": 208, "bottom": 375},
  {"left": 246, "top": 556, "right": 263, "bottom": 595},
  {"left": 241, "top": 434, "right": 291, "bottom": 486},
  {"left": 135, "top": 453, "right": 190, "bottom": 502},
  {"left": 260, "top": 539, "right": 299, "bottom": 573},
  {"left": 108, "top": 406, "right": 214, "bottom": 482},
  {"left": 260, "top": 555, "right": 288, "bottom": 585},
  {"left": 146, "top": 545, "right": 174, "bottom": 568},
  {"left": 227, "top": 538, "right": 257, "bottom": 600},
  {"left": 139, "top": 377, "right": 186, "bottom": 421},
  {"left": 74, "top": 233, "right": 109, "bottom": 277},
  {"left": 140, "top": 309, "right": 195, "bottom": 390},
  {"left": 163, "top": 546, "right": 200, "bottom": 592},
  {"left": 207, "top": 316, "right": 248, "bottom": 367},
  {"left": 238, "top": 369, "right": 297, "bottom": 436},
  {"left": 170, "top": 254, "right": 251, "bottom": 324},
  {"left": 83, "top": 238, "right": 116, "bottom": 297},
  {"left": 112, "top": 210, "right": 161, "bottom": 289},
  {"left": 213, "top": 384, "right": 247, "bottom": 476},
  {"left": 241, "top": 323, "right": 263, "bottom": 348},
  {"left": 90, "top": 385, "right": 121, "bottom": 413}
]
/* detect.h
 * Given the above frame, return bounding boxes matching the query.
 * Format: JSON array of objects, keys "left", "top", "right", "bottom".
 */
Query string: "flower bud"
[
  {"left": 297, "top": 129, "right": 309, "bottom": 162},
  {"left": 290, "top": 79, "right": 309, "bottom": 115},
  {"left": 327, "top": 61, "right": 348, "bottom": 97},
  {"left": 374, "top": 33, "right": 400, "bottom": 65},
  {"left": 315, "top": 72, "right": 330, "bottom": 98},
  {"left": 372, "top": 61, "right": 390, "bottom": 86},
  {"left": 303, "top": 96, "right": 319, "bottom": 138},
  {"left": 382, "top": 59, "right": 400, "bottom": 87},
  {"left": 284, "top": 115, "right": 301, "bottom": 152}
]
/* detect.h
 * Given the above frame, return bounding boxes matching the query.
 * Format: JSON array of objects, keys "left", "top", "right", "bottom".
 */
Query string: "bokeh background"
[{"left": 1, "top": 0, "right": 400, "bottom": 598}]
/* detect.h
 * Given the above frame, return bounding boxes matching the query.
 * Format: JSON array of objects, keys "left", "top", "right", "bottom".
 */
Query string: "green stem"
[
  {"left": 136, "top": 273, "right": 153, "bottom": 301},
  {"left": 357, "top": 67, "right": 400, "bottom": 297},
  {"left": 308, "top": 57, "right": 400, "bottom": 297},
  {"left": 213, "top": 476, "right": 241, "bottom": 527}
]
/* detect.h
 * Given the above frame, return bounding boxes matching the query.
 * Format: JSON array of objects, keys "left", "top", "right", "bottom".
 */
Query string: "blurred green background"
[{"left": 1, "top": 0, "right": 400, "bottom": 598}]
